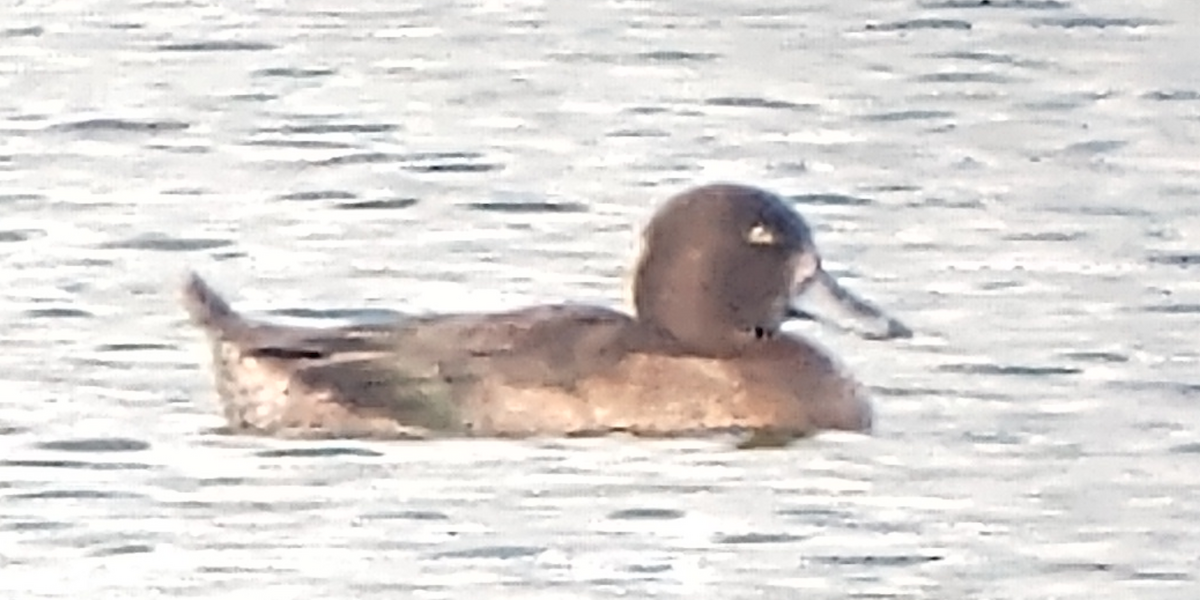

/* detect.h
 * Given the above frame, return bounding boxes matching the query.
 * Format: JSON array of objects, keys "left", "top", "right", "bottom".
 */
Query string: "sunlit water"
[{"left": 1, "top": 0, "right": 1198, "bottom": 598}]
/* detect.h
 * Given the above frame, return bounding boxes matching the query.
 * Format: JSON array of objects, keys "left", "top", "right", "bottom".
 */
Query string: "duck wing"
[{"left": 180, "top": 273, "right": 635, "bottom": 437}]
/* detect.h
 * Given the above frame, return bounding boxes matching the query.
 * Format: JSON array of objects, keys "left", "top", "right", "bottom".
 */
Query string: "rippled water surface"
[{"left": 2, "top": 0, "right": 1198, "bottom": 597}]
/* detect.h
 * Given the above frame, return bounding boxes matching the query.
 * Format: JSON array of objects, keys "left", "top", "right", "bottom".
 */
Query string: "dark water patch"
[
  {"left": 977, "top": 279, "right": 1022, "bottom": 291},
  {"left": 1139, "top": 418, "right": 1187, "bottom": 434},
  {"left": 1143, "top": 303, "right": 1200, "bottom": 314},
  {"left": 8, "top": 111, "right": 48, "bottom": 122},
  {"left": 91, "top": 543, "right": 155, "bottom": 557},
  {"left": 331, "top": 196, "right": 420, "bottom": 211},
  {"left": 1046, "top": 203, "right": 1149, "bottom": 217},
  {"left": 921, "top": 0, "right": 1069, "bottom": 7},
  {"left": 95, "top": 342, "right": 175, "bottom": 352},
  {"left": 607, "top": 508, "right": 686, "bottom": 520},
  {"left": 465, "top": 200, "right": 588, "bottom": 214},
  {"left": 863, "top": 110, "right": 954, "bottom": 122},
  {"left": 198, "top": 564, "right": 292, "bottom": 574},
  {"left": 277, "top": 190, "right": 357, "bottom": 201},
  {"left": 197, "top": 476, "right": 253, "bottom": 486},
  {"left": 937, "top": 363, "right": 1082, "bottom": 376},
  {"left": 1003, "top": 231, "right": 1087, "bottom": 242},
  {"left": 244, "top": 138, "right": 355, "bottom": 149},
  {"left": 1, "top": 459, "right": 151, "bottom": 470},
  {"left": 362, "top": 510, "right": 450, "bottom": 521},
  {"left": 0, "top": 520, "right": 71, "bottom": 532},
  {"left": 212, "top": 250, "right": 246, "bottom": 262},
  {"left": 1144, "top": 90, "right": 1200, "bottom": 102},
  {"left": 1060, "top": 139, "right": 1126, "bottom": 155},
  {"left": 266, "top": 123, "right": 397, "bottom": 135},
  {"left": 813, "top": 554, "right": 943, "bottom": 567},
  {"left": 161, "top": 187, "right": 208, "bottom": 195},
  {"left": 148, "top": 143, "right": 209, "bottom": 154},
  {"left": 1022, "top": 92, "right": 1111, "bottom": 112},
  {"left": 0, "top": 193, "right": 44, "bottom": 203},
  {"left": 0, "top": 425, "right": 29, "bottom": 435},
  {"left": 626, "top": 563, "right": 672, "bottom": 574},
  {"left": 316, "top": 151, "right": 494, "bottom": 171},
  {"left": 253, "top": 67, "right": 336, "bottom": 78},
  {"left": 52, "top": 118, "right": 190, "bottom": 134},
  {"left": 255, "top": 446, "right": 384, "bottom": 458},
  {"left": 228, "top": 92, "right": 278, "bottom": 102},
  {"left": 315, "top": 152, "right": 405, "bottom": 166},
  {"left": 433, "top": 545, "right": 544, "bottom": 560},
  {"left": 869, "top": 385, "right": 960, "bottom": 397},
  {"left": 867, "top": 19, "right": 972, "bottom": 31},
  {"left": 778, "top": 507, "right": 853, "bottom": 525},
  {"left": 1045, "top": 561, "right": 1115, "bottom": 574},
  {"left": 789, "top": 193, "right": 873, "bottom": 206},
  {"left": 548, "top": 51, "right": 622, "bottom": 65},
  {"left": 158, "top": 40, "right": 276, "bottom": 52},
  {"left": 3, "top": 26, "right": 45, "bottom": 37},
  {"left": 1130, "top": 570, "right": 1191, "bottom": 582},
  {"left": 962, "top": 430, "right": 1026, "bottom": 445},
  {"left": 103, "top": 22, "right": 145, "bottom": 30},
  {"left": 170, "top": 499, "right": 330, "bottom": 512},
  {"left": 1032, "top": 17, "right": 1160, "bottom": 29},
  {"left": 1159, "top": 184, "right": 1200, "bottom": 198},
  {"left": 771, "top": 161, "right": 810, "bottom": 174},
  {"left": 635, "top": 50, "right": 719, "bottom": 62},
  {"left": 38, "top": 437, "right": 150, "bottom": 452},
  {"left": 22, "top": 307, "right": 93, "bottom": 319},
  {"left": 606, "top": 128, "right": 669, "bottom": 138},
  {"left": 1147, "top": 253, "right": 1200, "bottom": 267},
  {"left": 704, "top": 97, "right": 811, "bottom": 111},
  {"left": 0, "top": 229, "right": 44, "bottom": 242},
  {"left": 1170, "top": 443, "right": 1200, "bottom": 455},
  {"left": 928, "top": 51, "right": 1043, "bottom": 68},
  {"left": 406, "top": 162, "right": 501, "bottom": 174},
  {"left": 532, "top": 463, "right": 589, "bottom": 476},
  {"left": 915, "top": 72, "right": 1010, "bottom": 84},
  {"left": 623, "top": 106, "right": 670, "bottom": 115},
  {"left": 100, "top": 233, "right": 232, "bottom": 252},
  {"left": 865, "top": 184, "right": 921, "bottom": 193},
  {"left": 1107, "top": 379, "right": 1200, "bottom": 397},
  {"left": 714, "top": 532, "right": 807, "bottom": 545},
  {"left": 9, "top": 489, "right": 144, "bottom": 500},
  {"left": 335, "top": 197, "right": 419, "bottom": 210},
  {"left": 1058, "top": 350, "right": 1128, "bottom": 363}
]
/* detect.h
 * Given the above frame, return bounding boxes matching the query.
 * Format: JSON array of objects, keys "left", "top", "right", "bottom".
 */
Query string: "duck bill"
[{"left": 786, "top": 269, "right": 912, "bottom": 340}]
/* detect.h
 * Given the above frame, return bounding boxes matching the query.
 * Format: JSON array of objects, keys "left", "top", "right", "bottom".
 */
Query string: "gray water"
[{"left": 2, "top": 0, "right": 1198, "bottom": 597}]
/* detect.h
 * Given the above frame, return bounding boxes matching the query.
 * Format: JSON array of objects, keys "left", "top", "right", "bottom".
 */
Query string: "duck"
[{"left": 181, "top": 183, "right": 910, "bottom": 440}]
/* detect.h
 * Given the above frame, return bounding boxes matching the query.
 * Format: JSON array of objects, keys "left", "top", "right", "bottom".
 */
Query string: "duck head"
[{"left": 633, "top": 183, "right": 910, "bottom": 357}]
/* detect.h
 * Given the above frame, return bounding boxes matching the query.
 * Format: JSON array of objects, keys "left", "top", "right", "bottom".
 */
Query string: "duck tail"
[{"left": 181, "top": 272, "right": 245, "bottom": 337}]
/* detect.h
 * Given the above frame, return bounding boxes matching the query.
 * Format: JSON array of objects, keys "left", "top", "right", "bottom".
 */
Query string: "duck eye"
[{"left": 746, "top": 223, "right": 776, "bottom": 246}]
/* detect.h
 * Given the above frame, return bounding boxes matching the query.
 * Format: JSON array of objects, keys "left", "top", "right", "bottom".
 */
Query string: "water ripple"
[
  {"left": 606, "top": 508, "right": 686, "bottom": 520},
  {"left": 99, "top": 234, "right": 233, "bottom": 252},
  {"left": 50, "top": 118, "right": 190, "bottom": 134},
  {"left": 920, "top": 0, "right": 1069, "bottom": 7},
  {"left": 36, "top": 438, "right": 150, "bottom": 452},
  {"left": 867, "top": 19, "right": 973, "bottom": 31},
  {"left": 157, "top": 40, "right": 276, "bottom": 52},
  {"left": 1032, "top": 16, "right": 1162, "bottom": 29}
]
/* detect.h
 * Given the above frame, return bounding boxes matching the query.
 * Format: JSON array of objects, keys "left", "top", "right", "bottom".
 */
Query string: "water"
[{"left": 1, "top": 0, "right": 1198, "bottom": 597}]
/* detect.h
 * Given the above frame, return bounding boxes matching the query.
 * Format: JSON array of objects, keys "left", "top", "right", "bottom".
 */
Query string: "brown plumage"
[{"left": 181, "top": 183, "right": 910, "bottom": 440}]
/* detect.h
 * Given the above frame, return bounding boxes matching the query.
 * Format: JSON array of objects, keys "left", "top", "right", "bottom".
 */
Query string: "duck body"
[{"left": 183, "top": 184, "right": 906, "bottom": 440}]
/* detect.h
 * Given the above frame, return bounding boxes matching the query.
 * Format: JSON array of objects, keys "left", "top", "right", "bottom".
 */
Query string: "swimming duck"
[{"left": 182, "top": 183, "right": 910, "bottom": 439}]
